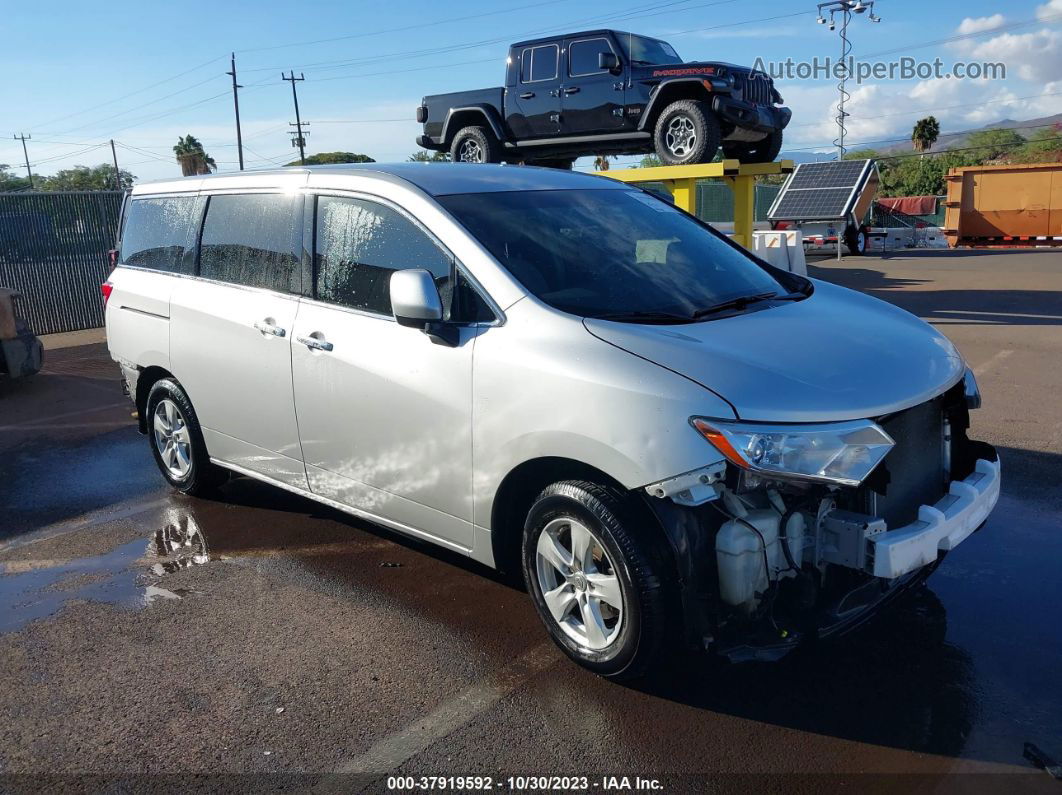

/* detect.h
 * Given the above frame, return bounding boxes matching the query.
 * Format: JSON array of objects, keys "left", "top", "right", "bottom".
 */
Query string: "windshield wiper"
[
  {"left": 690, "top": 291, "right": 803, "bottom": 319},
  {"left": 594, "top": 310, "right": 694, "bottom": 324}
]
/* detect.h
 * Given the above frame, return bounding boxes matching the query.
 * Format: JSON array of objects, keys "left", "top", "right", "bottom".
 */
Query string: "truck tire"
[
  {"left": 722, "top": 129, "right": 784, "bottom": 164},
  {"left": 653, "top": 100, "right": 721, "bottom": 166},
  {"left": 450, "top": 125, "right": 503, "bottom": 164},
  {"left": 521, "top": 480, "right": 673, "bottom": 680},
  {"left": 844, "top": 224, "right": 868, "bottom": 256}
]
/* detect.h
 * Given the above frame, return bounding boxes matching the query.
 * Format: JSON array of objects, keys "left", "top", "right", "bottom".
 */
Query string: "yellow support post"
[{"left": 595, "top": 159, "right": 794, "bottom": 249}]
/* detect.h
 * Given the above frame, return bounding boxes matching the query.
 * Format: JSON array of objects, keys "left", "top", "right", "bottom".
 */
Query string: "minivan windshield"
[
  {"left": 618, "top": 34, "right": 681, "bottom": 65},
  {"left": 437, "top": 189, "right": 788, "bottom": 321}
]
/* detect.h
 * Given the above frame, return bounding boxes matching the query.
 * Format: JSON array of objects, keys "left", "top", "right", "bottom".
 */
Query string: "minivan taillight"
[{"left": 101, "top": 282, "right": 113, "bottom": 306}]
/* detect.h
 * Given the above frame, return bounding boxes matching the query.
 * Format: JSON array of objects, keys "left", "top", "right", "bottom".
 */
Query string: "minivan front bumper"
[{"left": 870, "top": 457, "right": 1000, "bottom": 578}]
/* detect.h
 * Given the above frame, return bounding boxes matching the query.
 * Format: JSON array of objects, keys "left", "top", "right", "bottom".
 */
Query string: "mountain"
[{"left": 869, "top": 113, "right": 1062, "bottom": 156}]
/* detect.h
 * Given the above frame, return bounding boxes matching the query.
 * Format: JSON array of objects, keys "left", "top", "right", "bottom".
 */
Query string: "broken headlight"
[{"left": 691, "top": 417, "right": 895, "bottom": 487}]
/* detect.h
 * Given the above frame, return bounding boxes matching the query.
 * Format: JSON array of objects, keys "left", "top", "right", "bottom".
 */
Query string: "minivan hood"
[{"left": 584, "top": 281, "right": 965, "bottom": 423}]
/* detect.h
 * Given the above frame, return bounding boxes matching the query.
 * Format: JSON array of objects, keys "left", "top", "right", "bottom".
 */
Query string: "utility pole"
[
  {"left": 13, "top": 133, "right": 33, "bottom": 188},
  {"left": 227, "top": 52, "right": 245, "bottom": 170},
  {"left": 281, "top": 71, "right": 307, "bottom": 165},
  {"left": 110, "top": 139, "right": 122, "bottom": 190}
]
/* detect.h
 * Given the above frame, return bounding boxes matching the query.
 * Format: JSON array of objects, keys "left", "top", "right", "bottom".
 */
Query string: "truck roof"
[
  {"left": 130, "top": 163, "right": 627, "bottom": 198},
  {"left": 510, "top": 28, "right": 640, "bottom": 48}
]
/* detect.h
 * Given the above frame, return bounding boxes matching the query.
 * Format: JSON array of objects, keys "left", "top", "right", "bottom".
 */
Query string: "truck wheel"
[
  {"left": 653, "top": 100, "right": 721, "bottom": 166},
  {"left": 450, "top": 126, "right": 502, "bottom": 164},
  {"left": 146, "top": 378, "right": 229, "bottom": 496},
  {"left": 722, "top": 130, "right": 784, "bottom": 163},
  {"left": 521, "top": 480, "right": 673, "bottom": 680},
  {"left": 844, "top": 224, "right": 868, "bottom": 256}
]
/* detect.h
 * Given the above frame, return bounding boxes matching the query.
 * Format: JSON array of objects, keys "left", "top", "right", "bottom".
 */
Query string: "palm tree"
[
  {"left": 911, "top": 116, "right": 940, "bottom": 154},
  {"left": 173, "top": 135, "right": 217, "bottom": 176},
  {"left": 593, "top": 154, "right": 615, "bottom": 171}
]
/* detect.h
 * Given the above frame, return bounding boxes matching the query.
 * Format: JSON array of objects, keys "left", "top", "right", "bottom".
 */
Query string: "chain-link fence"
[{"left": 0, "top": 190, "right": 123, "bottom": 335}]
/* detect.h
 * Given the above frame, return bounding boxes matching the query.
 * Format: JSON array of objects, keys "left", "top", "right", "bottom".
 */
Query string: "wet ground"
[{"left": 1, "top": 248, "right": 1061, "bottom": 791}]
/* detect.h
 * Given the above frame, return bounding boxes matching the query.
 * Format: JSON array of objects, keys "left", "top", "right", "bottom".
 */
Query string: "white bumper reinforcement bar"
[{"left": 870, "top": 458, "right": 1001, "bottom": 579}]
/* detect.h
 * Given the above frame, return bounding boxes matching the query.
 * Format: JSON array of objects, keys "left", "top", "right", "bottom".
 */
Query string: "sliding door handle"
[{"left": 296, "top": 335, "right": 333, "bottom": 352}]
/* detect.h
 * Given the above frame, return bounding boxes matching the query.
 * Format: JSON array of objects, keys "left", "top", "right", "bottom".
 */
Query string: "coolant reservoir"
[{"left": 716, "top": 510, "right": 805, "bottom": 613}]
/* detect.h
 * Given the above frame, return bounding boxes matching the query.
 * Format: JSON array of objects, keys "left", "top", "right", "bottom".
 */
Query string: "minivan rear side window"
[
  {"left": 199, "top": 193, "right": 302, "bottom": 294},
  {"left": 119, "top": 197, "right": 198, "bottom": 274},
  {"left": 315, "top": 196, "right": 452, "bottom": 317}
]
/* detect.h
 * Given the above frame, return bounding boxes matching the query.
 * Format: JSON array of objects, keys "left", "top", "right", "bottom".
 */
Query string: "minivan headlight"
[{"left": 691, "top": 417, "right": 895, "bottom": 487}]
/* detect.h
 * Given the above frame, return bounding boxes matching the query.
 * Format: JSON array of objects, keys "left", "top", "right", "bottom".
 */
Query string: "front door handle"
[
  {"left": 519, "top": 91, "right": 535, "bottom": 99},
  {"left": 563, "top": 86, "right": 580, "bottom": 95},
  {"left": 253, "top": 320, "right": 286, "bottom": 337},
  {"left": 296, "top": 335, "right": 333, "bottom": 352}
]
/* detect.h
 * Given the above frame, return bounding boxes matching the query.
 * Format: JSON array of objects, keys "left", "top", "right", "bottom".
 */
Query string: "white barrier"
[{"left": 752, "top": 230, "right": 807, "bottom": 276}]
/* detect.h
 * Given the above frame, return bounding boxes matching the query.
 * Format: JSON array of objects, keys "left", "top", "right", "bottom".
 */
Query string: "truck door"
[
  {"left": 510, "top": 43, "right": 562, "bottom": 138},
  {"left": 561, "top": 36, "right": 627, "bottom": 134}
]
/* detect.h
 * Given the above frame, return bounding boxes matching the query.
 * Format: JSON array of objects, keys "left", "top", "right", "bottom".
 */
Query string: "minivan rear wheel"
[
  {"left": 522, "top": 480, "right": 671, "bottom": 680},
  {"left": 146, "top": 378, "right": 228, "bottom": 496}
]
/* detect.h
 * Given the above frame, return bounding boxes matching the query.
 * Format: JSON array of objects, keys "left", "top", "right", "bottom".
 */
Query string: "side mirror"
[
  {"left": 598, "top": 52, "right": 620, "bottom": 73},
  {"left": 390, "top": 268, "right": 443, "bottom": 329}
]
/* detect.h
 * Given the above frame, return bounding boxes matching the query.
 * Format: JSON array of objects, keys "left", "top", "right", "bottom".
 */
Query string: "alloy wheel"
[
  {"left": 665, "top": 115, "right": 697, "bottom": 158},
  {"left": 535, "top": 517, "right": 624, "bottom": 651},
  {"left": 458, "top": 139, "right": 483, "bottom": 163},
  {"left": 153, "top": 398, "right": 192, "bottom": 479}
]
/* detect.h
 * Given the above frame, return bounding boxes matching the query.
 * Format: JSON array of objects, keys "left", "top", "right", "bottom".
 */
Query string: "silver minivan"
[{"left": 105, "top": 164, "right": 1000, "bottom": 678}]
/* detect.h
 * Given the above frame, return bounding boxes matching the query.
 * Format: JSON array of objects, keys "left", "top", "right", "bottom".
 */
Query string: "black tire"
[
  {"left": 449, "top": 125, "right": 503, "bottom": 164},
  {"left": 844, "top": 224, "right": 868, "bottom": 256},
  {"left": 521, "top": 480, "right": 673, "bottom": 680},
  {"left": 145, "top": 378, "right": 228, "bottom": 496},
  {"left": 653, "top": 99, "right": 721, "bottom": 166},
  {"left": 722, "top": 129, "right": 784, "bottom": 164}
]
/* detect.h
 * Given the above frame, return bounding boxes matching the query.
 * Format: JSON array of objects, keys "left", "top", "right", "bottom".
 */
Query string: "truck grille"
[
  {"left": 867, "top": 399, "right": 948, "bottom": 528},
  {"left": 735, "top": 71, "right": 772, "bottom": 106}
]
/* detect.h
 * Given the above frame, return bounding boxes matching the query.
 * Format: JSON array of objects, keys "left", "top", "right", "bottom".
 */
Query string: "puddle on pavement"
[{"left": 0, "top": 512, "right": 212, "bottom": 634}]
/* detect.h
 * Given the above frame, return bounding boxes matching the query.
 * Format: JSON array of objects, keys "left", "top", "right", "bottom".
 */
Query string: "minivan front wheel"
[
  {"left": 522, "top": 481, "right": 671, "bottom": 680},
  {"left": 146, "top": 378, "right": 228, "bottom": 495}
]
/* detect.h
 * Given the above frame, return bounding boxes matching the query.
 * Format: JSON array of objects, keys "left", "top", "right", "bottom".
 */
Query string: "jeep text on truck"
[{"left": 416, "top": 30, "right": 791, "bottom": 167}]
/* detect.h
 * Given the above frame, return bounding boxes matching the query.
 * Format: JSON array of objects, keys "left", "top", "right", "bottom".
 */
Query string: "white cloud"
[
  {"left": 957, "top": 14, "right": 1006, "bottom": 35},
  {"left": 1036, "top": 0, "right": 1062, "bottom": 22},
  {"left": 967, "top": 29, "right": 1062, "bottom": 82}
]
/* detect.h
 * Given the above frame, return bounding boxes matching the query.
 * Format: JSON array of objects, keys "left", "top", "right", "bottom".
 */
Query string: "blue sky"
[{"left": 2, "top": 0, "right": 1060, "bottom": 180}]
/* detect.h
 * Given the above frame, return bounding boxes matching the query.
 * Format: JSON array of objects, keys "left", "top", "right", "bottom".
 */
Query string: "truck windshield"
[
  {"left": 618, "top": 34, "right": 681, "bottom": 65},
  {"left": 437, "top": 189, "right": 787, "bottom": 321}
]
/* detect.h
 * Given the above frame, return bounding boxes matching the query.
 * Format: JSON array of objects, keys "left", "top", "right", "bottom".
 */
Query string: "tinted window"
[
  {"left": 619, "top": 34, "right": 680, "bottom": 65},
  {"left": 521, "top": 44, "right": 558, "bottom": 82},
  {"left": 569, "top": 38, "right": 614, "bottom": 76},
  {"left": 315, "top": 196, "right": 452, "bottom": 316},
  {"left": 438, "top": 189, "right": 786, "bottom": 320},
  {"left": 119, "top": 197, "right": 197, "bottom": 274},
  {"left": 199, "top": 194, "right": 301, "bottom": 293}
]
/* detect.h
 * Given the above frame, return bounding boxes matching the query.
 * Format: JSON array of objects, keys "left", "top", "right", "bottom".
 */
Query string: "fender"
[
  {"left": 441, "top": 105, "right": 508, "bottom": 145},
  {"left": 637, "top": 77, "right": 732, "bottom": 132}
]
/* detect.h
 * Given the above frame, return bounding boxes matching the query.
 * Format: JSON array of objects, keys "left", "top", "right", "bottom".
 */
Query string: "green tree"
[
  {"left": 38, "top": 164, "right": 135, "bottom": 191},
  {"left": 290, "top": 151, "right": 376, "bottom": 165},
  {"left": 638, "top": 154, "right": 663, "bottom": 168},
  {"left": 964, "top": 128, "right": 1026, "bottom": 160},
  {"left": 911, "top": 116, "right": 940, "bottom": 153},
  {"left": 0, "top": 164, "right": 35, "bottom": 191},
  {"left": 1015, "top": 124, "right": 1062, "bottom": 163},
  {"left": 173, "top": 135, "right": 216, "bottom": 176},
  {"left": 408, "top": 150, "right": 449, "bottom": 162},
  {"left": 843, "top": 148, "right": 880, "bottom": 161}
]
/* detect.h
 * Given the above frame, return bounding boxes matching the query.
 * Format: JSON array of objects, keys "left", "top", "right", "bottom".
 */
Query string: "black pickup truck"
[{"left": 416, "top": 30, "right": 791, "bottom": 167}]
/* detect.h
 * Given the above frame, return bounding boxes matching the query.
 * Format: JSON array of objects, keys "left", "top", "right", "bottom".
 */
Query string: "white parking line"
[
  {"left": 0, "top": 401, "right": 129, "bottom": 429},
  {"left": 1, "top": 419, "right": 135, "bottom": 432},
  {"left": 973, "top": 349, "right": 1013, "bottom": 377},
  {"left": 318, "top": 642, "right": 557, "bottom": 789}
]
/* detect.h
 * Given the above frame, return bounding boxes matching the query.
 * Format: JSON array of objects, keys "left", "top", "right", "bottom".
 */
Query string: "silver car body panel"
[{"left": 112, "top": 163, "right": 972, "bottom": 570}]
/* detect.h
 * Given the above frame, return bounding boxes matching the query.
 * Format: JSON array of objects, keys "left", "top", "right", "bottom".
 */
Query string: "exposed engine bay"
[{"left": 644, "top": 375, "right": 1000, "bottom": 661}]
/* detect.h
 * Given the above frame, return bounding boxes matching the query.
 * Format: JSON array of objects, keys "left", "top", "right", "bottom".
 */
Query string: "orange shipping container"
[{"left": 943, "top": 162, "right": 1062, "bottom": 247}]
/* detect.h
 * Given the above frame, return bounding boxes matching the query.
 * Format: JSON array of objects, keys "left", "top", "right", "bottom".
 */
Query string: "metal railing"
[{"left": 0, "top": 190, "right": 123, "bottom": 335}]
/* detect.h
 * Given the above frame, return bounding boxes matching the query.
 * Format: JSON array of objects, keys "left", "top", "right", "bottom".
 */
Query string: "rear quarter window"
[{"left": 119, "top": 196, "right": 198, "bottom": 274}]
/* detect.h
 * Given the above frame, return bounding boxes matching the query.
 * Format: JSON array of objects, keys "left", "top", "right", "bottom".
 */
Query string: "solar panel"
[{"left": 767, "top": 159, "right": 879, "bottom": 222}]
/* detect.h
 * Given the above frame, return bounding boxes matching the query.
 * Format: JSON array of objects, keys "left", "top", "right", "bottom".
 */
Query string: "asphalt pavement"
[{"left": 1, "top": 248, "right": 1061, "bottom": 792}]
